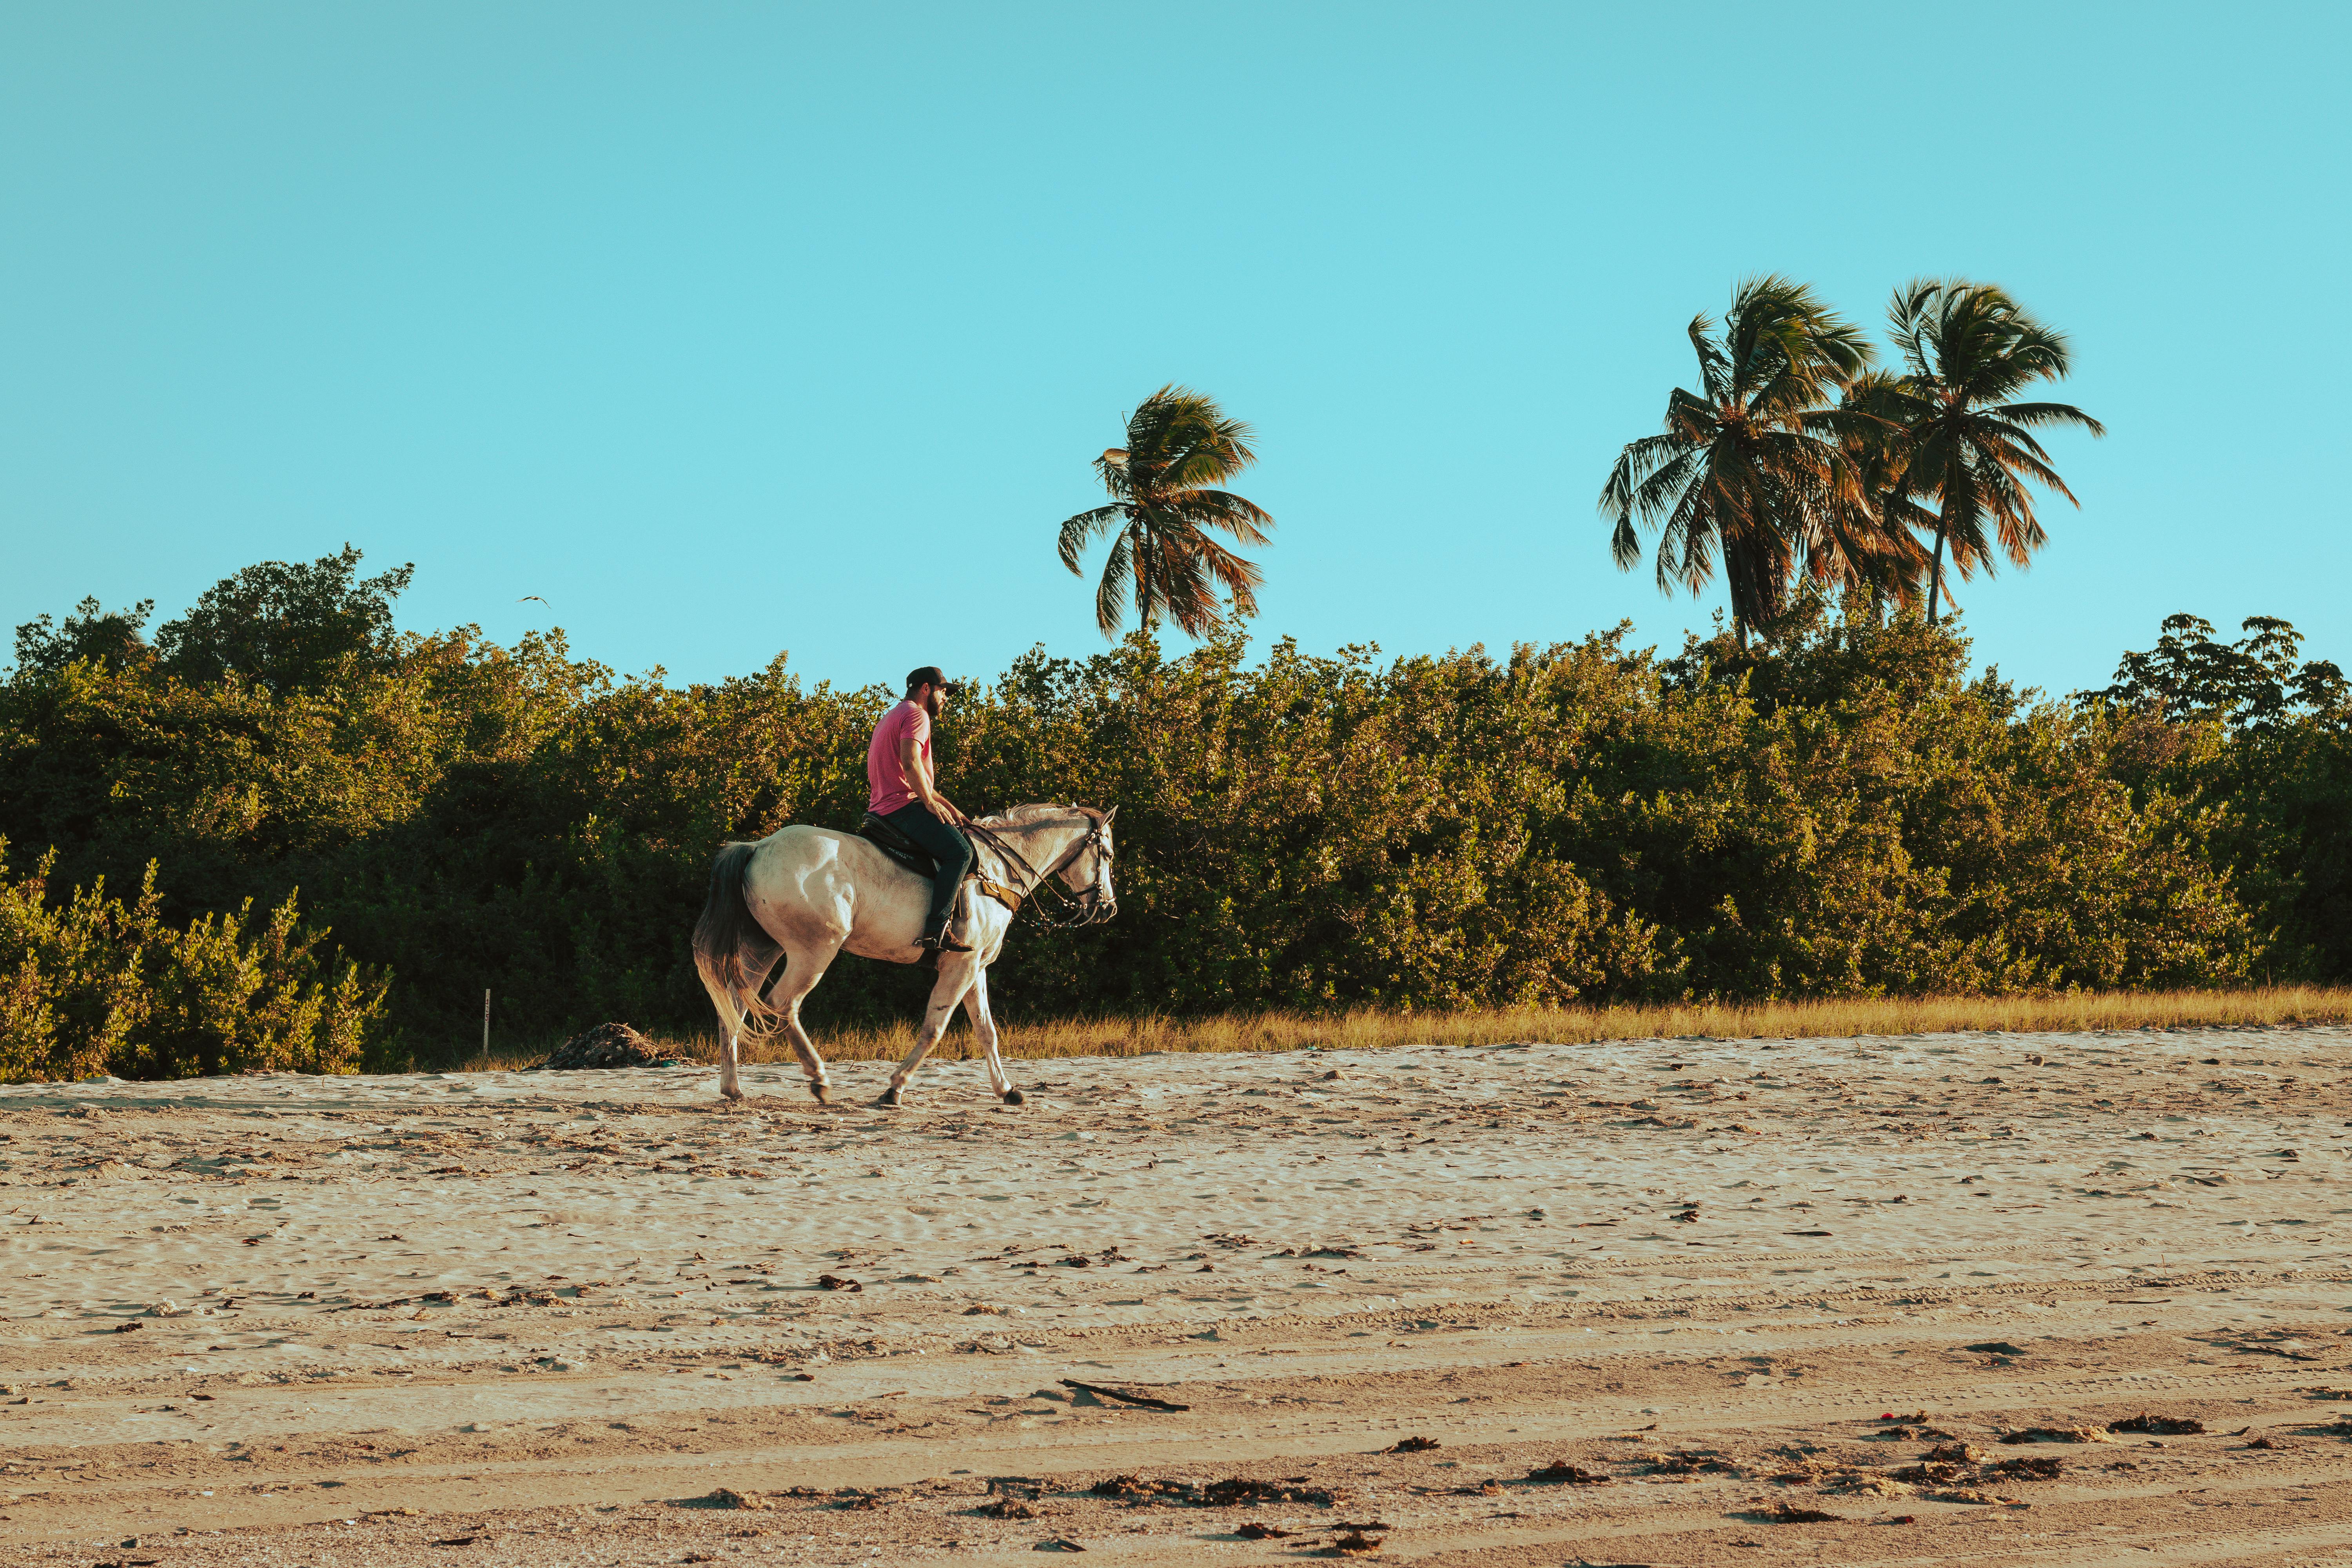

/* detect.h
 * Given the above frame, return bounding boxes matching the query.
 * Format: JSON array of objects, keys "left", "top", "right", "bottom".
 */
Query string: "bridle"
[{"left": 962, "top": 809, "right": 1117, "bottom": 929}]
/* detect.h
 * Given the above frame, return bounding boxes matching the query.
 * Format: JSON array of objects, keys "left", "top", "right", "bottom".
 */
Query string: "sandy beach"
[{"left": 2, "top": 1024, "right": 2347, "bottom": 1566}]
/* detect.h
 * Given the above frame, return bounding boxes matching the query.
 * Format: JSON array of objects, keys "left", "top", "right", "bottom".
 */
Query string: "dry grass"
[{"left": 469, "top": 986, "right": 2352, "bottom": 1071}]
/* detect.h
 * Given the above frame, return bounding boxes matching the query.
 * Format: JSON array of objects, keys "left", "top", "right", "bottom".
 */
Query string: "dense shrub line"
[
  {"left": 0, "top": 844, "right": 387, "bottom": 1080},
  {"left": 3, "top": 551, "right": 2346, "bottom": 1078}
]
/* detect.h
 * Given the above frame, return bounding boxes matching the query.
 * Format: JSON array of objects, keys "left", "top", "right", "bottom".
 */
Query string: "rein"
[{"left": 962, "top": 812, "right": 1107, "bottom": 929}]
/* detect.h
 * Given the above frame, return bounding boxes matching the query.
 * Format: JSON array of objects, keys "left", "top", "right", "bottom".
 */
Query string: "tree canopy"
[
  {"left": 151, "top": 544, "right": 416, "bottom": 693},
  {"left": 1601, "top": 276, "right": 2101, "bottom": 637},
  {"left": 1601, "top": 277, "right": 1886, "bottom": 644},
  {"left": 1058, "top": 385, "right": 1274, "bottom": 638}
]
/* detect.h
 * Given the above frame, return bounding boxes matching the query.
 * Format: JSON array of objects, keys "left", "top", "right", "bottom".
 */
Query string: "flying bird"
[{"left": 518, "top": 596, "right": 549, "bottom": 605}]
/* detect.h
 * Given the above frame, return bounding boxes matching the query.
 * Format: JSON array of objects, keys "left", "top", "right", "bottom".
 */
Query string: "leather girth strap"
[{"left": 969, "top": 877, "right": 1023, "bottom": 915}]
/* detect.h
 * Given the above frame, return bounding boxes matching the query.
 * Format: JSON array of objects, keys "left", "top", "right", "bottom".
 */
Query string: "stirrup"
[{"left": 918, "top": 925, "right": 973, "bottom": 954}]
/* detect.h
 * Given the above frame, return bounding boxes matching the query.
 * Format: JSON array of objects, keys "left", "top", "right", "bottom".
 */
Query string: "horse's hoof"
[
  {"left": 719, "top": 1084, "right": 745, "bottom": 1103},
  {"left": 809, "top": 1083, "right": 832, "bottom": 1105},
  {"left": 875, "top": 1085, "right": 903, "bottom": 1109},
  {"left": 1001, "top": 1088, "right": 1025, "bottom": 1107}
]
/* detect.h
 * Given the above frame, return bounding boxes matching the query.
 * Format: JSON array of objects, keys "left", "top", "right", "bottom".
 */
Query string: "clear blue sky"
[{"left": 4, "top": 4, "right": 2345, "bottom": 698}]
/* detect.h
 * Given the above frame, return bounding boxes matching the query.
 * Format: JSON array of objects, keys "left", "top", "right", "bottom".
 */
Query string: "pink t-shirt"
[{"left": 866, "top": 699, "right": 931, "bottom": 815}]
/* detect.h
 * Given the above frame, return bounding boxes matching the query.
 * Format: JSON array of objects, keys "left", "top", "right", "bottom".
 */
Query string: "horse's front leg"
[
  {"left": 878, "top": 957, "right": 976, "bottom": 1107},
  {"left": 782, "top": 999, "right": 834, "bottom": 1105},
  {"left": 762, "top": 939, "right": 840, "bottom": 1105},
  {"left": 962, "top": 967, "right": 1022, "bottom": 1105}
]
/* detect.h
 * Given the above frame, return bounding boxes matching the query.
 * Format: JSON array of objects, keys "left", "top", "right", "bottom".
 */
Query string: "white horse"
[{"left": 691, "top": 804, "right": 1117, "bottom": 1106}]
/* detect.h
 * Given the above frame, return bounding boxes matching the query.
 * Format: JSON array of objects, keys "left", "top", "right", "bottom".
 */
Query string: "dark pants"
[{"left": 880, "top": 803, "right": 974, "bottom": 931}]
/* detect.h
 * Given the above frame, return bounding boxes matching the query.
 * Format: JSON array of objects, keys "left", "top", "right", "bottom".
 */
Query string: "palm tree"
[
  {"left": 1885, "top": 280, "right": 2104, "bottom": 623},
  {"left": 1599, "top": 276, "right": 1883, "bottom": 646},
  {"left": 1057, "top": 386, "right": 1275, "bottom": 639},
  {"left": 1828, "top": 370, "right": 1940, "bottom": 616}
]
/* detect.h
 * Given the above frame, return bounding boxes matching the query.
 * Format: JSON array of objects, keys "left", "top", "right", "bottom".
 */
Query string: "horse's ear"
[{"left": 1104, "top": 804, "right": 1118, "bottom": 822}]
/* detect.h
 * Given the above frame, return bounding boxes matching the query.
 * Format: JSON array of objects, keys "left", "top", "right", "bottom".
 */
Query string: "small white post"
[{"left": 482, "top": 989, "right": 491, "bottom": 1069}]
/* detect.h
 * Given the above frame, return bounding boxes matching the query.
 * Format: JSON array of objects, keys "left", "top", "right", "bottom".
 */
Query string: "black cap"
[{"left": 906, "top": 665, "right": 961, "bottom": 695}]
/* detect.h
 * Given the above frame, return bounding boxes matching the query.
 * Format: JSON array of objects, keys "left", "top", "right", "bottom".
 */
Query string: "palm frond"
[
  {"left": 1628, "top": 446, "right": 1705, "bottom": 527},
  {"left": 1725, "top": 274, "right": 1872, "bottom": 410},
  {"left": 1882, "top": 489, "right": 1942, "bottom": 534},
  {"left": 1799, "top": 405, "right": 1900, "bottom": 441},
  {"left": 1612, "top": 512, "right": 1643, "bottom": 572},
  {"left": 1163, "top": 489, "right": 1275, "bottom": 548},
  {"left": 1601, "top": 432, "right": 1697, "bottom": 527},
  {"left": 1972, "top": 426, "right": 2076, "bottom": 501},
  {"left": 1128, "top": 530, "right": 1160, "bottom": 632},
  {"left": 1886, "top": 279, "right": 1942, "bottom": 375},
  {"left": 1975, "top": 458, "right": 2046, "bottom": 566},
  {"left": 1686, "top": 314, "right": 1728, "bottom": 401},
  {"left": 1151, "top": 536, "right": 1227, "bottom": 639},
  {"left": 1124, "top": 385, "right": 1259, "bottom": 490},
  {"left": 1094, "top": 532, "right": 1135, "bottom": 636},
  {"left": 1990, "top": 400, "right": 2106, "bottom": 438},
  {"left": 1191, "top": 534, "right": 1264, "bottom": 621},
  {"left": 1971, "top": 417, "right": 2057, "bottom": 465},
  {"left": 1656, "top": 470, "right": 1716, "bottom": 594},
  {"left": 1058, "top": 504, "right": 1129, "bottom": 574}
]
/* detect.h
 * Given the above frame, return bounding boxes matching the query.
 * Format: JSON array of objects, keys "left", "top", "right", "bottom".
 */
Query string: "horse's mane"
[{"left": 978, "top": 802, "right": 1104, "bottom": 828}]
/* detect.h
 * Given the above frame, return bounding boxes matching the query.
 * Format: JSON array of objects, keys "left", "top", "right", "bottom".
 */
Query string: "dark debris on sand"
[
  {"left": 1524, "top": 1461, "right": 1611, "bottom": 1485},
  {"left": 2108, "top": 1412, "right": 2206, "bottom": 1435},
  {"left": 1086, "top": 1474, "right": 1347, "bottom": 1508},
  {"left": 539, "top": 1022, "right": 666, "bottom": 1070}
]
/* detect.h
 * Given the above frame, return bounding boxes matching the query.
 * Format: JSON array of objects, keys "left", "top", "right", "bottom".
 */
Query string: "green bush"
[
  {"left": 3, "top": 549, "right": 2338, "bottom": 1076},
  {"left": 2085, "top": 613, "right": 2352, "bottom": 980},
  {"left": 0, "top": 842, "right": 390, "bottom": 1082}
]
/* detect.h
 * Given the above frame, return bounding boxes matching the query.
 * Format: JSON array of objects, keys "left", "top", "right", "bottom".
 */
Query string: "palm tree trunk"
[{"left": 1925, "top": 522, "right": 1949, "bottom": 624}]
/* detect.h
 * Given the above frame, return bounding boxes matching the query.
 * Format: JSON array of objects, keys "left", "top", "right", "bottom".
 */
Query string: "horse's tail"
[{"left": 692, "top": 840, "right": 782, "bottom": 1027}]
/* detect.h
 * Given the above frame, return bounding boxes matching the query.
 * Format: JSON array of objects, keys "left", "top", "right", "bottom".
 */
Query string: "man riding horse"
[
  {"left": 866, "top": 665, "right": 975, "bottom": 954},
  {"left": 691, "top": 667, "right": 1119, "bottom": 1106}
]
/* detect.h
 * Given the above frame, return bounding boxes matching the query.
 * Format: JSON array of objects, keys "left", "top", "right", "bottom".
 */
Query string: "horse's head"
[{"left": 1056, "top": 805, "right": 1118, "bottom": 925}]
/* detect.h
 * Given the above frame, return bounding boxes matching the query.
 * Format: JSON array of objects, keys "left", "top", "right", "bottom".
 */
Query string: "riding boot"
[
  {"left": 918, "top": 909, "right": 973, "bottom": 953},
  {"left": 927, "top": 877, "right": 983, "bottom": 953},
  {"left": 880, "top": 803, "right": 976, "bottom": 953}
]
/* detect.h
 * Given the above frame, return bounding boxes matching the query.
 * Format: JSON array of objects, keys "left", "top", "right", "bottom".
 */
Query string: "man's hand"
[{"left": 927, "top": 797, "right": 969, "bottom": 827}]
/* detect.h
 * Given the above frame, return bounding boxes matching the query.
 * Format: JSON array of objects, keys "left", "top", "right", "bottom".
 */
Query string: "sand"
[{"left": 1, "top": 1024, "right": 2348, "bottom": 1565}]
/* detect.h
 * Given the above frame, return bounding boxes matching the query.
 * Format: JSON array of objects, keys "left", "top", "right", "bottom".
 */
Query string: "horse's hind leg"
[
  {"left": 767, "top": 938, "right": 843, "bottom": 1104},
  {"left": 700, "top": 950, "right": 776, "bottom": 1103},
  {"left": 962, "top": 967, "right": 1022, "bottom": 1105},
  {"left": 879, "top": 956, "right": 976, "bottom": 1107},
  {"left": 719, "top": 1000, "right": 748, "bottom": 1102}
]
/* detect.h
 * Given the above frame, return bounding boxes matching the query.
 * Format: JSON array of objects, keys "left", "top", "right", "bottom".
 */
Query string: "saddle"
[{"left": 858, "top": 813, "right": 1025, "bottom": 916}]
